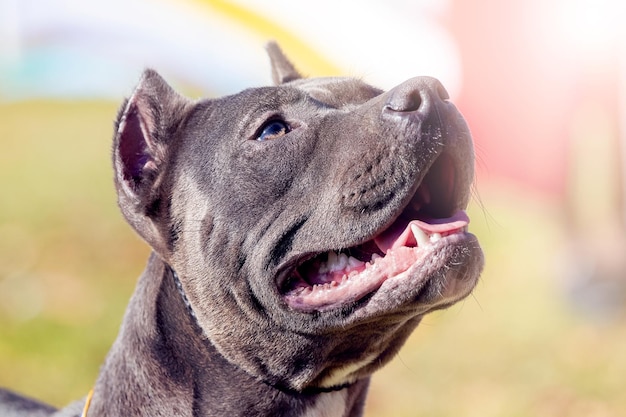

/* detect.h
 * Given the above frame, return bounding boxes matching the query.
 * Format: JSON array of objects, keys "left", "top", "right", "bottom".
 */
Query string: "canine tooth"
[
  {"left": 430, "top": 232, "right": 442, "bottom": 243},
  {"left": 411, "top": 224, "right": 429, "bottom": 247},
  {"left": 327, "top": 251, "right": 338, "bottom": 266},
  {"left": 321, "top": 252, "right": 335, "bottom": 273}
]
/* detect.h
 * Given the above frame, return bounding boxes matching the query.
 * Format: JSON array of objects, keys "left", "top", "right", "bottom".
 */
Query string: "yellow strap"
[{"left": 81, "top": 389, "right": 94, "bottom": 417}]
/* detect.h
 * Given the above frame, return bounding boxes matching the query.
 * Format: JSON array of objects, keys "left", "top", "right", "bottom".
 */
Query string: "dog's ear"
[
  {"left": 266, "top": 41, "right": 301, "bottom": 84},
  {"left": 113, "top": 69, "right": 190, "bottom": 253}
]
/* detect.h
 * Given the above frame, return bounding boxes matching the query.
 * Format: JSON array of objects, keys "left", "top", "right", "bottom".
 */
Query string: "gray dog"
[{"left": 1, "top": 43, "right": 483, "bottom": 417}]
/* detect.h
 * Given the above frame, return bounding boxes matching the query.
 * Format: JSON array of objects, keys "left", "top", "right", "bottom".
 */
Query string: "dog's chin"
[{"left": 278, "top": 151, "right": 480, "bottom": 313}]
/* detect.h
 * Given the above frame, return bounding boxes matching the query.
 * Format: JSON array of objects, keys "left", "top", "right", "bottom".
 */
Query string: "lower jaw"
[{"left": 281, "top": 232, "right": 474, "bottom": 313}]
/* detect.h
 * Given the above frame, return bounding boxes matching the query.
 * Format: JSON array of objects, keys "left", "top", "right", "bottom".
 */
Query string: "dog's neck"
[{"left": 85, "top": 254, "right": 369, "bottom": 417}]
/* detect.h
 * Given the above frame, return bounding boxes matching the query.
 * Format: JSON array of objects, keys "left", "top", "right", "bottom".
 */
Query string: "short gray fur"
[{"left": 1, "top": 43, "right": 483, "bottom": 417}]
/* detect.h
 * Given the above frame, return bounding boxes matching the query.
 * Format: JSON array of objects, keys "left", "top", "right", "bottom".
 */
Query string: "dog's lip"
[
  {"left": 278, "top": 150, "right": 473, "bottom": 312},
  {"left": 279, "top": 215, "right": 471, "bottom": 312},
  {"left": 373, "top": 211, "right": 469, "bottom": 254}
]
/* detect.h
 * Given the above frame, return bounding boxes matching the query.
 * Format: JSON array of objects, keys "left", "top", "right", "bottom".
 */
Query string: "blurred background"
[{"left": 1, "top": 0, "right": 625, "bottom": 415}]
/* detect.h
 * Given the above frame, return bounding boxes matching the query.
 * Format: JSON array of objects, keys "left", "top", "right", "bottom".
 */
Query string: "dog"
[{"left": 0, "top": 42, "right": 483, "bottom": 417}]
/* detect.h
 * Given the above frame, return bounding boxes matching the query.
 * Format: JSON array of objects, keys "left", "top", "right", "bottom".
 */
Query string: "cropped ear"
[
  {"left": 113, "top": 69, "right": 190, "bottom": 252},
  {"left": 266, "top": 41, "right": 301, "bottom": 85}
]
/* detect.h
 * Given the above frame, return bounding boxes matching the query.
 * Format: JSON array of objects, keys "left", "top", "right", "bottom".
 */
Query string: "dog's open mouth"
[{"left": 279, "top": 152, "right": 472, "bottom": 312}]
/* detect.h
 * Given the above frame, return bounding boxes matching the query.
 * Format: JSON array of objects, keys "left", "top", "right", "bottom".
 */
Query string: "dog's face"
[{"left": 113, "top": 46, "right": 483, "bottom": 391}]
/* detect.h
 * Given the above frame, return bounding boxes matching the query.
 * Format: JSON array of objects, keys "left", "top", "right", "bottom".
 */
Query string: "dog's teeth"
[
  {"left": 336, "top": 253, "right": 349, "bottom": 271},
  {"left": 319, "top": 252, "right": 336, "bottom": 274},
  {"left": 325, "top": 252, "right": 349, "bottom": 272},
  {"left": 370, "top": 253, "right": 382, "bottom": 264},
  {"left": 347, "top": 255, "right": 365, "bottom": 269},
  {"left": 430, "top": 232, "right": 442, "bottom": 243},
  {"left": 411, "top": 224, "right": 430, "bottom": 247}
]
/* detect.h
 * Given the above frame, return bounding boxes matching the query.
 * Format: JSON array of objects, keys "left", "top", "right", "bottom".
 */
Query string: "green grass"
[
  {"left": 1, "top": 101, "right": 625, "bottom": 416},
  {"left": 0, "top": 100, "right": 148, "bottom": 403}
]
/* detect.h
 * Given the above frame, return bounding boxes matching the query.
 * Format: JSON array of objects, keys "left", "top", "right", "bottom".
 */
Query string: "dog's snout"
[{"left": 383, "top": 77, "right": 450, "bottom": 116}]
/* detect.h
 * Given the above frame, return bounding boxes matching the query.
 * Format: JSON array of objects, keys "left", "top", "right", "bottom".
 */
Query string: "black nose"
[{"left": 383, "top": 77, "right": 450, "bottom": 116}]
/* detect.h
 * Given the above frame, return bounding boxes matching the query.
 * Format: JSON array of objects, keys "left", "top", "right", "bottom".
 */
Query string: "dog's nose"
[{"left": 383, "top": 77, "right": 450, "bottom": 116}]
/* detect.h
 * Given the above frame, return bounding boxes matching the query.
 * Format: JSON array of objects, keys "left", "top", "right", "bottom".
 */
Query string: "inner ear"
[
  {"left": 266, "top": 41, "right": 302, "bottom": 85},
  {"left": 117, "top": 100, "right": 159, "bottom": 190},
  {"left": 113, "top": 69, "right": 186, "bottom": 200}
]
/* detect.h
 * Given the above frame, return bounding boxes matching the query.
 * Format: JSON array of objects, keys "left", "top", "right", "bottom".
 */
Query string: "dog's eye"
[{"left": 256, "top": 120, "right": 290, "bottom": 141}]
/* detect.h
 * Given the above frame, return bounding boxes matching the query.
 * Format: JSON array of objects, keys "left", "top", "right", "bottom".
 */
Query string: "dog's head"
[{"left": 112, "top": 43, "right": 483, "bottom": 391}]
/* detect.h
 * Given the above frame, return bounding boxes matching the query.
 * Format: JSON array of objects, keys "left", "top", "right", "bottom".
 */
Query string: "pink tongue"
[{"left": 373, "top": 210, "right": 469, "bottom": 254}]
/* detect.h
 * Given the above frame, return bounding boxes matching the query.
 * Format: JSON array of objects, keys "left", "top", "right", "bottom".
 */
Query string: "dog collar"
[
  {"left": 81, "top": 389, "right": 94, "bottom": 417},
  {"left": 171, "top": 268, "right": 198, "bottom": 321}
]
